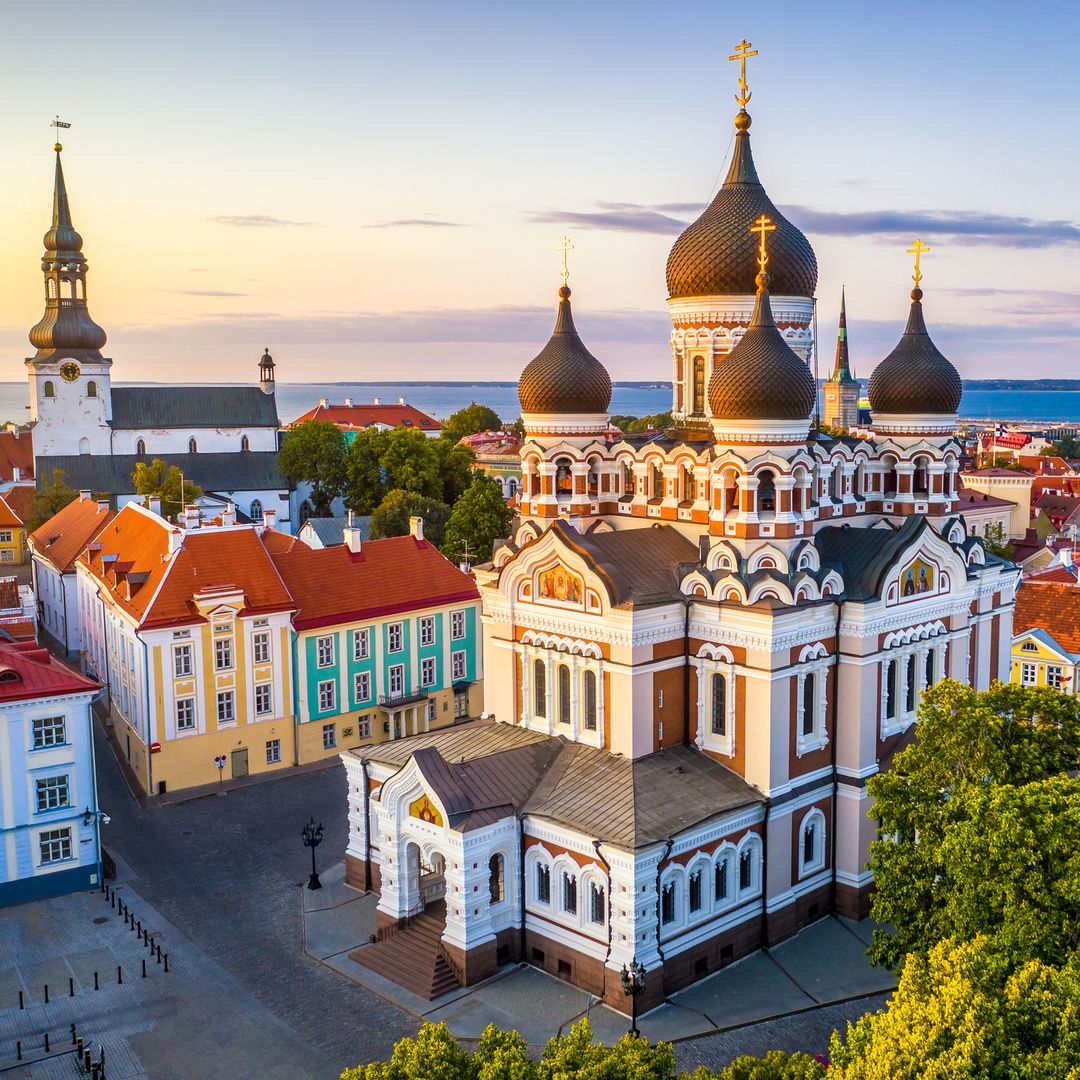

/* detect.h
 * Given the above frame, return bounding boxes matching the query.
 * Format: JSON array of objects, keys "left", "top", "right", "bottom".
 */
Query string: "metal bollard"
[
  {"left": 141, "top": 959, "right": 146, "bottom": 978},
  {"left": 136, "top": 919, "right": 141, "bottom": 935},
  {"left": 142, "top": 928, "right": 148, "bottom": 946},
  {"left": 111, "top": 892, "right": 116, "bottom": 910},
  {"left": 156, "top": 944, "right": 162, "bottom": 965},
  {"left": 148, "top": 934, "right": 154, "bottom": 950},
  {"left": 15, "top": 1040, "right": 21, "bottom": 1060},
  {"left": 44, "top": 983, "right": 49, "bottom": 1004},
  {"left": 92, "top": 1063, "right": 100, "bottom": 1079},
  {"left": 117, "top": 965, "right": 122, "bottom": 985},
  {"left": 163, "top": 952, "right": 169, "bottom": 973},
  {"left": 18, "top": 989, "right": 23, "bottom": 1009},
  {"left": 69, "top": 976, "right": 74, "bottom": 997},
  {"left": 94, "top": 971, "right": 99, "bottom": 990},
  {"left": 44, "top": 1031, "right": 50, "bottom": 1053},
  {"left": 71, "top": 1023, "right": 77, "bottom": 1045},
  {"left": 84, "top": 1048, "right": 91, "bottom": 1070},
  {"left": 77, "top": 1037, "right": 84, "bottom": 1057}
]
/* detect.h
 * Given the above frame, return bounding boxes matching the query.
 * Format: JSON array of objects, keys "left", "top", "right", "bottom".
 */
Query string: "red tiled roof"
[
  {"left": 981, "top": 431, "right": 1030, "bottom": 449},
  {"left": 0, "top": 619, "right": 37, "bottom": 642},
  {"left": 287, "top": 402, "right": 441, "bottom": 433},
  {"left": 1015, "top": 581, "right": 1080, "bottom": 654},
  {"left": 0, "top": 431, "right": 35, "bottom": 484},
  {"left": 0, "top": 640, "right": 98, "bottom": 702},
  {"left": 0, "top": 485, "right": 36, "bottom": 528},
  {"left": 956, "top": 489, "right": 1016, "bottom": 510},
  {"left": 1028, "top": 564, "right": 1079, "bottom": 585},
  {"left": 272, "top": 534, "right": 477, "bottom": 630},
  {"left": 29, "top": 495, "right": 116, "bottom": 573}
]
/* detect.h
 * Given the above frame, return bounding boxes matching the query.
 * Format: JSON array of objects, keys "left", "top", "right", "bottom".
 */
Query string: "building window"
[
  {"left": 254, "top": 683, "right": 272, "bottom": 715},
  {"left": 266, "top": 739, "right": 281, "bottom": 764},
  {"left": 420, "top": 657, "right": 436, "bottom": 687},
  {"left": 357, "top": 715, "right": 372, "bottom": 738},
  {"left": 0, "top": 531, "right": 12, "bottom": 544},
  {"left": 489, "top": 854, "right": 505, "bottom": 904},
  {"left": 426, "top": 699, "right": 436, "bottom": 724},
  {"left": 803, "top": 822, "right": 817, "bottom": 866},
  {"left": 692, "top": 356, "right": 705, "bottom": 415},
  {"left": 36, "top": 774, "right": 70, "bottom": 812},
  {"left": 906, "top": 654, "right": 917, "bottom": 712},
  {"left": 316, "top": 635, "right": 335, "bottom": 668},
  {"left": 39, "top": 827, "right": 72, "bottom": 865},
  {"left": 925, "top": 649, "right": 936, "bottom": 690},
  {"left": 0, "top": 549, "right": 13, "bottom": 562},
  {"left": 136, "top": 437, "right": 146, "bottom": 455},
  {"left": 174, "top": 643, "right": 193, "bottom": 677},
  {"left": 1021, "top": 641, "right": 1039, "bottom": 653},
  {"left": 558, "top": 664, "right": 570, "bottom": 724},
  {"left": 419, "top": 616, "right": 435, "bottom": 646},
  {"left": 217, "top": 691, "right": 235, "bottom": 724},
  {"left": 1020, "top": 662, "right": 1038, "bottom": 686},
  {"left": 250, "top": 498, "right": 262, "bottom": 519},
  {"left": 388, "top": 623, "right": 403, "bottom": 653},
  {"left": 715, "top": 858, "right": 729, "bottom": 902},
  {"left": 87, "top": 380, "right": 97, "bottom": 397},
  {"left": 801, "top": 672, "right": 816, "bottom": 737},
  {"left": 32, "top": 716, "right": 66, "bottom": 749},
  {"left": 661, "top": 881, "right": 676, "bottom": 925},
  {"left": 689, "top": 868, "right": 703, "bottom": 913},
  {"left": 188, "top": 437, "right": 198, "bottom": 453},
  {"left": 388, "top": 665, "right": 404, "bottom": 697},
  {"left": 252, "top": 631, "right": 271, "bottom": 665},
  {"left": 176, "top": 697, "right": 196, "bottom": 731},
  {"left": 1048, "top": 665, "right": 1064, "bottom": 689},
  {"left": 318, "top": 680, "right": 336, "bottom": 712},
  {"left": 354, "top": 671, "right": 371, "bottom": 704},
  {"left": 454, "top": 690, "right": 468, "bottom": 718},
  {"left": 712, "top": 673, "right": 727, "bottom": 735},
  {"left": 452, "top": 651, "right": 467, "bottom": 682},
  {"left": 322, "top": 723, "right": 336, "bottom": 749},
  {"left": 562, "top": 871, "right": 578, "bottom": 915},
  {"left": 214, "top": 638, "right": 232, "bottom": 672},
  {"left": 353, "top": 628, "right": 370, "bottom": 661},
  {"left": 44, "top": 381, "right": 55, "bottom": 398},
  {"left": 885, "top": 659, "right": 897, "bottom": 720},
  {"left": 241, "top": 435, "right": 250, "bottom": 451},
  {"left": 583, "top": 670, "right": 597, "bottom": 731},
  {"left": 450, "top": 609, "right": 466, "bottom": 640},
  {"left": 536, "top": 863, "right": 551, "bottom": 904},
  {"left": 589, "top": 882, "right": 606, "bottom": 925},
  {"left": 534, "top": 659, "right": 546, "bottom": 718}
]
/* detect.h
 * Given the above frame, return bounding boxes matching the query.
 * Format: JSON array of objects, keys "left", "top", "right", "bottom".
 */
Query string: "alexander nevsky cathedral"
[{"left": 343, "top": 48, "right": 1018, "bottom": 1011}]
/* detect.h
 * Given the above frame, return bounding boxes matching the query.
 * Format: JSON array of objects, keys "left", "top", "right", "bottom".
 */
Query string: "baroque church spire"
[
  {"left": 829, "top": 288, "right": 854, "bottom": 383},
  {"left": 29, "top": 143, "right": 108, "bottom": 362}
]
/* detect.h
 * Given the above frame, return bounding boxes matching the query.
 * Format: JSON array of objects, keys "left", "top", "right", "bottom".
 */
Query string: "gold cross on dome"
[
  {"left": 728, "top": 38, "right": 759, "bottom": 107},
  {"left": 750, "top": 214, "right": 776, "bottom": 277},
  {"left": 557, "top": 234, "right": 574, "bottom": 287},
  {"left": 907, "top": 238, "right": 930, "bottom": 287}
]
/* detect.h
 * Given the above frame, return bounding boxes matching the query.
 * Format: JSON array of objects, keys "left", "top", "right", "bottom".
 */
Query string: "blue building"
[{"left": 0, "top": 641, "right": 101, "bottom": 906}]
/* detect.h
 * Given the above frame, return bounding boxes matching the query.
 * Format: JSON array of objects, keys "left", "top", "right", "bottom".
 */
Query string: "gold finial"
[
  {"left": 557, "top": 234, "right": 574, "bottom": 288},
  {"left": 728, "top": 38, "right": 759, "bottom": 108},
  {"left": 51, "top": 115, "right": 70, "bottom": 152},
  {"left": 907, "top": 238, "right": 930, "bottom": 288},
  {"left": 750, "top": 213, "right": 776, "bottom": 285}
]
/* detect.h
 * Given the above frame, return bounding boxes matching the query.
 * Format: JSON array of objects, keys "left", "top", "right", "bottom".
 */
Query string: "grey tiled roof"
[
  {"left": 302, "top": 516, "right": 370, "bottom": 546},
  {"left": 816, "top": 517, "right": 928, "bottom": 600},
  {"left": 110, "top": 386, "right": 280, "bottom": 429}
]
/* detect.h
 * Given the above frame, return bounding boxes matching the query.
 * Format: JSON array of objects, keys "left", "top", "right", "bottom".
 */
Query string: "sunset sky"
[{"left": 1, "top": 0, "right": 1077, "bottom": 384}]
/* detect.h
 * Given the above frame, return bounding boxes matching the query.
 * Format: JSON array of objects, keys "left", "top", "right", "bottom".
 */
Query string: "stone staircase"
[{"left": 350, "top": 901, "right": 462, "bottom": 1000}]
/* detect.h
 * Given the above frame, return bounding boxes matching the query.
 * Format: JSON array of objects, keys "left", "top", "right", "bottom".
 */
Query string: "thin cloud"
[
  {"left": 171, "top": 289, "right": 249, "bottom": 297},
  {"left": 363, "top": 218, "right": 468, "bottom": 229},
  {"left": 209, "top": 215, "right": 313, "bottom": 228},
  {"left": 941, "top": 287, "right": 1080, "bottom": 318},
  {"left": 527, "top": 203, "right": 689, "bottom": 235}
]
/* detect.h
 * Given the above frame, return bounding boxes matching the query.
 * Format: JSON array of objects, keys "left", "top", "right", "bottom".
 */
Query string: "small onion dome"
[
  {"left": 708, "top": 272, "right": 816, "bottom": 421},
  {"left": 518, "top": 285, "right": 612, "bottom": 414},
  {"left": 666, "top": 110, "right": 817, "bottom": 300},
  {"left": 259, "top": 347, "right": 275, "bottom": 370},
  {"left": 868, "top": 289, "right": 962, "bottom": 415}
]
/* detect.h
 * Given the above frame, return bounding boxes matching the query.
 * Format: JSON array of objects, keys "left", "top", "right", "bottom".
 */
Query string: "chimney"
[
  {"left": 222, "top": 502, "right": 236, "bottom": 527},
  {"left": 79, "top": 489, "right": 92, "bottom": 502},
  {"left": 148, "top": 496, "right": 162, "bottom": 517},
  {"left": 373, "top": 397, "right": 381, "bottom": 406},
  {"left": 262, "top": 507, "right": 277, "bottom": 531},
  {"left": 343, "top": 509, "right": 363, "bottom": 554},
  {"left": 168, "top": 528, "right": 183, "bottom": 555},
  {"left": 409, "top": 515, "right": 424, "bottom": 541},
  {"left": 398, "top": 395, "right": 406, "bottom": 406},
  {"left": 344, "top": 397, "right": 352, "bottom": 407},
  {"left": 319, "top": 398, "right": 328, "bottom": 408},
  {"left": 182, "top": 505, "right": 200, "bottom": 531},
  {"left": 12, "top": 467, "right": 20, "bottom": 482}
]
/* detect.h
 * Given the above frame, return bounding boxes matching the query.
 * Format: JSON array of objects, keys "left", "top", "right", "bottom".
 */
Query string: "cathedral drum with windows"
[{"left": 341, "top": 51, "right": 1018, "bottom": 1012}]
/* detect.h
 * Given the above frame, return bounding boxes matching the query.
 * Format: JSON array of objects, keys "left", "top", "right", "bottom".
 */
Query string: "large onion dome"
[
  {"left": 518, "top": 285, "right": 612, "bottom": 415},
  {"left": 666, "top": 110, "right": 818, "bottom": 300},
  {"left": 868, "top": 288, "right": 962, "bottom": 416},
  {"left": 708, "top": 271, "right": 816, "bottom": 421}
]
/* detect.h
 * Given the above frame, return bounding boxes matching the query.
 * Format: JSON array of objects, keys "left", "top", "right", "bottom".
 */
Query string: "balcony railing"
[{"left": 378, "top": 687, "right": 430, "bottom": 708}]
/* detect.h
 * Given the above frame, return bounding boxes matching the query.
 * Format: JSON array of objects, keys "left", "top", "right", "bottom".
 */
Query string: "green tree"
[
  {"left": 377, "top": 427, "right": 441, "bottom": 499},
  {"left": 370, "top": 490, "right": 451, "bottom": 548},
  {"left": 610, "top": 414, "right": 638, "bottom": 432},
  {"left": 341, "top": 1021, "right": 474, "bottom": 1080},
  {"left": 866, "top": 680, "right": 1080, "bottom": 969},
  {"left": 981, "top": 522, "right": 1011, "bottom": 559},
  {"left": 443, "top": 473, "right": 513, "bottom": 565},
  {"left": 625, "top": 412, "right": 672, "bottom": 435},
  {"left": 828, "top": 936, "right": 1080, "bottom": 1078},
  {"left": 342, "top": 431, "right": 387, "bottom": 515},
  {"left": 687, "top": 1052, "right": 825, "bottom": 1080},
  {"left": 132, "top": 459, "right": 202, "bottom": 522},
  {"left": 28, "top": 468, "right": 79, "bottom": 531},
  {"left": 433, "top": 438, "right": 475, "bottom": 505},
  {"left": 277, "top": 420, "right": 347, "bottom": 517},
  {"left": 440, "top": 403, "right": 503, "bottom": 445},
  {"left": 1042, "top": 434, "right": 1080, "bottom": 459}
]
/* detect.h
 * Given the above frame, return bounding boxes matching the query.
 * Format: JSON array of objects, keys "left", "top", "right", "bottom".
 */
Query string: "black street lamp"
[
  {"left": 620, "top": 959, "right": 646, "bottom": 1036},
  {"left": 301, "top": 817, "right": 324, "bottom": 891}
]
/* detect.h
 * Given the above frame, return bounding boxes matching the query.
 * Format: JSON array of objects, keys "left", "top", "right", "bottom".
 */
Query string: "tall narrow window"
[
  {"left": 885, "top": 659, "right": 897, "bottom": 720},
  {"left": 925, "top": 649, "right": 935, "bottom": 690},
  {"left": 583, "top": 670, "right": 597, "bottom": 731},
  {"left": 44, "top": 381, "right": 55, "bottom": 398},
  {"left": 689, "top": 869, "right": 703, "bottom": 913},
  {"left": 534, "top": 659, "right": 546, "bottom": 718},
  {"left": 739, "top": 849, "right": 753, "bottom": 892},
  {"left": 136, "top": 437, "right": 146, "bottom": 455},
  {"left": 488, "top": 854, "right": 505, "bottom": 904},
  {"left": 906, "top": 654, "right": 917, "bottom": 713},
  {"left": 693, "top": 357, "right": 706, "bottom": 415},
  {"left": 661, "top": 881, "right": 676, "bottom": 925},
  {"left": 562, "top": 871, "right": 577, "bottom": 915},
  {"left": 558, "top": 664, "right": 571, "bottom": 724},
  {"left": 802, "top": 672, "right": 816, "bottom": 737},
  {"left": 714, "top": 858, "right": 729, "bottom": 902},
  {"left": 241, "top": 435, "right": 250, "bottom": 451},
  {"left": 711, "top": 673, "right": 727, "bottom": 736},
  {"left": 590, "top": 882, "right": 606, "bottom": 924},
  {"left": 536, "top": 863, "right": 551, "bottom": 904},
  {"left": 86, "top": 381, "right": 97, "bottom": 397},
  {"left": 803, "top": 822, "right": 817, "bottom": 866},
  {"left": 188, "top": 437, "right": 198, "bottom": 454}
]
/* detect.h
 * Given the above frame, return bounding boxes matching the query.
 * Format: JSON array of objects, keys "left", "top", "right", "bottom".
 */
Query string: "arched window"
[
  {"left": 583, "top": 670, "right": 597, "bottom": 731},
  {"left": 651, "top": 463, "right": 664, "bottom": 500},
  {"left": 622, "top": 461, "right": 634, "bottom": 496},
  {"left": 508, "top": 478, "right": 518, "bottom": 498},
  {"left": 661, "top": 881, "right": 676, "bottom": 925},
  {"left": 589, "top": 882, "right": 605, "bottom": 925},
  {"left": 48, "top": 279, "right": 57, "bottom": 299},
  {"left": 758, "top": 470, "right": 776, "bottom": 512},
  {"left": 136, "top": 438, "right": 146, "bottom": 455},
  {"left": 558, "top": 664, "right": 571, "bottom": 724},
  {"left": 885, "top": 659, "right": 897, "bottom": 720},
  {"left": 711, "top": 673, "right": 727, "bottom": 736},
  {"left": 241, "top": 435, "right": 250, "bottom": 451},
  {"left": 250, "top": 498, "right": 263, "bottom": 521},
  {"left": 533, "top": 659, "right": 547, "bottom": 718},
  {"left": 801, "top": 810, "right": 826, "bottom": 873},
  {"left": 692, "top": 357, "right": 706, "bottom": 415},
  {"left": 561, "top": 870, "right": 577, "bottom": 915},
  {"left": 535, "top": 863, "right": 551, "bottom": 904},
  {"left": 682, "top": 464, "right": 695, "bottom": 503},
  {"left": 689, "top": 868, "right": 703, "bottom": 913},
  {"left": 714, "top": 857, "right": 729, "bottom": 903},
  {"left": 43, "top": 381, "right": 55, "bottom": 398},
  {"left": 555, "top": 457, "right": 572, "bottom": 495},
  {"left": 803, "top": 821, "right": 817, "bottom": 866},
  {"left": 488, "top": 854, "right": 505, "bottom": 904},
  {"left": 188, "top": 437, "right": 198, "bottom": 454},
  {"left": 802, "top": 672, "right": 816, "bottom": 737},
  {"left": 86, "top": 381, "right": 97, "bottom": 397},
  {"left": 906, "top": 654, "right": 917, "bottom": 713},
  {"left": 78, "top": 437, "right": 90, "bottom": 455},
  {"left": 739, "top": 848, "right": 754, "bottom": 892}
]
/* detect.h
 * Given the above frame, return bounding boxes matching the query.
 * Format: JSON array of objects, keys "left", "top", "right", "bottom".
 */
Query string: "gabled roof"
[
  {"left": 0, "top": 486, "right": 36, "bottom": 528},
  {"left": 110, "top": 386, "right": 280, "bottom": 429},
  {"left": 817, "top": 516, "right": 941, "bottom": 601},
  {"left": 0, "top": 431, "right": 35, "bottom": 483},
  {"left": 271, "top": 533, "right": 478, "bottom": 630},
  {"left": 0, "top": 640, "right": 98, "bottom": 702},
  {"left": 29, "top": 493, "right": 115, "bottom": 573},
  {"left": 956, "top": 488, "right": 1017, "bottom": 511},
  {"left": 299, "top": 516, "right": 370, "bottom": 547},
  {"left": 287, "top": 401, "right": 441, "bottom": 433},
  {"left": 1014, "top": 581, "right": 1080, "bottom": 655}
]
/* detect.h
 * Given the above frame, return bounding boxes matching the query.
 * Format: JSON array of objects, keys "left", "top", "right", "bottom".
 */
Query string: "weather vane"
[
  {"left": 907, "top": 238, "right": 930, "bottom": 287},
  {"left": 728, "top": 39, "right": 758, "bottom": 108},
  {"left": 558, "top": 234, "right": 574, "bottom": 287},
  {"left": 51, "top": 115, "right": 70, "bottom": 151},
  {"left": 750, "top": 214, "right": 776, "bottom": 279}
]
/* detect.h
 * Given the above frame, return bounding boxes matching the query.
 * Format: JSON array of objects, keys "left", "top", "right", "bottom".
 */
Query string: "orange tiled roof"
[
  {"left": 0, "top": 485, "right": 37, "bottom": 528},
  {"left": 29, "top": 494, "right": 116, "bottom": 573},
  {"left": 1028, "top": 565, "right": 1079, "bottom": 585},
  {"left": 1015, "top": 581, "right": 1080, "bottom": 654},
  {"left": 0, "top": 431, "right": 34, "bottom": 484},
  {"left": 287, "top": 402, "right": 441, "bottom": 433},
  {"left": 272, "top": 533, "right": 477, "bottom": 630}
]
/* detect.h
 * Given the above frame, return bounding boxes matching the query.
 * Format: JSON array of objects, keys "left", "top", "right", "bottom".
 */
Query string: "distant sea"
[{"left": 4, "top": 382, "right": 1080, "bottom": 426}]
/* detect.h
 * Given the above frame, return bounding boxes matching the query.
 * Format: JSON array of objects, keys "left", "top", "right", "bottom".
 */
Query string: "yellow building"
[
  {"left": 0, "top": 486, "right": 36, "bottom": 565},
  {"left": 1011, "top": 575, "right": 1080, "bottom": 695},
  {"left": 77, "top": 503, "right": 298, "bottom": 796}
]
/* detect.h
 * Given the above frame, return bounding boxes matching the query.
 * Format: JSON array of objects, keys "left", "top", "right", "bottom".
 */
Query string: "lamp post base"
[{"left": 307, "top": 873, "right": 322, "bottom": 891}]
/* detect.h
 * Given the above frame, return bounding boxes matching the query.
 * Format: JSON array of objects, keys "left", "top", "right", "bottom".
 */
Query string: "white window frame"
[
  {"left": 799, "top": 808, "right": 827, "bottom": 876},
  {"left": 175, "top": 697, "right": 196, "bottom": 732},
  {"left": 352, "top": 628, "right": 370, "bottom": 661},
  {"left": 322, "top": 723, "right": 336, "bottom": 750},
  {"left": 451, "top": 651, "right": 467, "bottom": 681},
  {"left": 357, "top": 715, "right": 372, "bottom": 739},
  {"left": 354, "top": 671, "right": 371, "bottom": 704},
  {"left": 35, "top": 774, "right": 70, "bottom": 812},
  {"left": 1047, "top": 665, "right": 1064, "bottom": 690},
  {"left": 32, "top": 715, "right": 66, "bottom": 749},
  {"left": 214, "top": 637, "right": 233, "bottom": 673},
  {"left": 316, "top": 635, "right": 335, "bottom": 669},
  {"left": 266, "top": 738, "right": 281, "bottom": 764},
  {"left": 317, "top": 679, "right": 336, "bottom": 712},
  {"left": 254, "top": 682, "right": 273, "bottom": 716},
  {"left": 387, "top": 623, "right": 404, "bottom": 653},
  {"left": 736, "top": 835, "right": 762, "bottom": 901},
  {"left": 216, "top": 691, "right": 235, "bottom": 725},
  {"left": 173, "top": 643, "right": 193, "bottom": 677},
  {"left": 39, "top": 826, "right": 72, "bottom": 865},
  {"left": 795, "top": 658, "right": 830, "bottom": 756},
  {"left": 388, "top": 664, "right": 404, "bottom": 697},
  {"left": 252, "top": 631, "right": 271, "bottom": 665},
  {"left": 419, "top": 616, "right": 435, "bottom": 647},
  {"left": 1021, "top": 661, "right": 1037, "bottom": 686},
  {"left": 420, "top": 656, "right": 436, "bottom": 688},
  {"left": 450, "top": 609, "right": 466, "bottom": 641}
]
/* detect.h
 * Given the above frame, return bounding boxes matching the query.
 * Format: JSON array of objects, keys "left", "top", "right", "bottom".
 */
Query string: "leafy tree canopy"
[
  {"left": 277, "top": 420, "right": 347, "bottom": 517},
  {"left": 1042, "top": 434, "right": 1080, "bottom": 459},
  {"left": 440, "top": 403, "right": 503, "bottom": 445},
  {"left": 370, "top": 490, "right": 451, "bottom": 548},
  {"left": 433, "top": 438, "right": 475, "bottom": 506},
  {"left": 28, "top": 468, "right": 79, "bottom": 532},
  {"left": 609, "top": 412, "right": 672, "bottom": 435},
  {"left": 442, "top": 473, "right": 513, "bottom": 565},
  {"left": 132, "top": 459, "right": 202, "bottom": 522}
]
